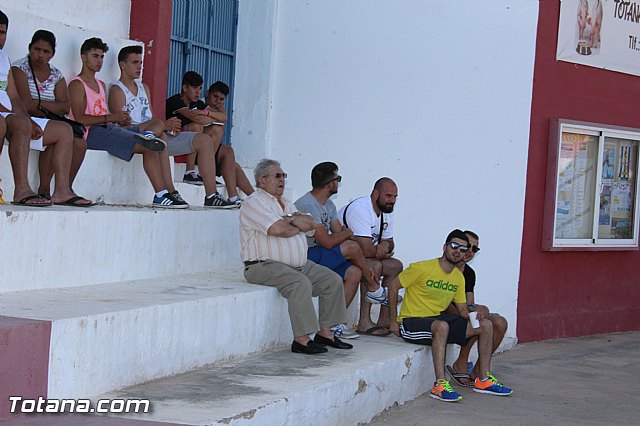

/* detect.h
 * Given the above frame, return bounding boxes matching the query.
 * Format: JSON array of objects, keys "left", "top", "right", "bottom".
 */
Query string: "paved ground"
[{"left": 368, "top": 331, "right": 640, "bottom": 426}]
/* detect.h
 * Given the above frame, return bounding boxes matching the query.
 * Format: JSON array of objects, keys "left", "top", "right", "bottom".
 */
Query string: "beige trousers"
[{"left": 244, "top": 260, "right": 347, "bottom": 337}]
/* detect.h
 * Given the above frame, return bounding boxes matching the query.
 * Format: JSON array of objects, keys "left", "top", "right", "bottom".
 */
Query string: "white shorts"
[{"left": 0, "top": 112, "right": 50, "bottom": 151}]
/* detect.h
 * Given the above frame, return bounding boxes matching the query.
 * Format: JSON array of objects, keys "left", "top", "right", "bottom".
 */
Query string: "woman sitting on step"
[{"left": 11, "top": 29, "right": 92, "bottom": 206}]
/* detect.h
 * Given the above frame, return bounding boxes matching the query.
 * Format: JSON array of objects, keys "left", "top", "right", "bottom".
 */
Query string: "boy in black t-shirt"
[{"left": 166, "top": 72, "right": 252, "bottom": 206}]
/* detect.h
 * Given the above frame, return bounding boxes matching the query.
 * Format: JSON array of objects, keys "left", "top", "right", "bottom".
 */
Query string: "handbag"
[{"left": 28, "top": 56, "right": 86, "bottom": 138}]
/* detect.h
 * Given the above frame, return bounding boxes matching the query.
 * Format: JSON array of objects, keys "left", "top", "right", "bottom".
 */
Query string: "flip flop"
[
  {"left": 54, "top": 196, "right": 94, "bottom": 207},
  {"left": 39, "top": 193, "right": 51, "bottom": 201},
  {"left": 446, "top": 365, "right": 473, "bottom": 388},
  {"left": 11, "top": 194, "right": 52, "bottom": 207},
  {"left": 356, "top": 326, "right": 391, "bottom": 337}
]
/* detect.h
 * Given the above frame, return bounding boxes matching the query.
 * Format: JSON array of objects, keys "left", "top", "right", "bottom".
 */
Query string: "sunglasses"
[
  {"left": 266, "top": 172, "right": 288, "bottom": 179},
  {"left": 324, "top": 175, "right": 342, "bottom": 185},
  {"left": 470, "top": 245, "right": 480, "bottom": 253},
  {"left": 447, "top": 241, "right": 469, "bottom": 252}
]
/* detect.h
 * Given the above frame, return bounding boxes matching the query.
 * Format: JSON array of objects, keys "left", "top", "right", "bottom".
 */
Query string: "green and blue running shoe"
[
  {"left": 473, "top": 372, "right": 513, "bottom": 396},
  {"left": 430, "top": 379, "right": 462, "bottom": 402}
]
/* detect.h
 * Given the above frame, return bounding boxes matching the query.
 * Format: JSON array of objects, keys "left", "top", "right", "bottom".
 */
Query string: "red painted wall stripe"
[
  {"left": 129, "top": 0, "right": 173, "bottom": 120},
  {"left": 0, "top": 316, "right": 51, "bottom": 420},
  {"left": 518, "top": 0, "right": 640, "bottom": 342}
]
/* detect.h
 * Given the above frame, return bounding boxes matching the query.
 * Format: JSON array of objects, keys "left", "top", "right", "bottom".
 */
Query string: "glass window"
[{"left": 544, "top": 120, "right": 639, "bottom": 250}]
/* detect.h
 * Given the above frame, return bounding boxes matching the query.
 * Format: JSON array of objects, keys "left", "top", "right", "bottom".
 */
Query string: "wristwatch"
[{"left": 284, "top": 213, "right": 294, "bottom": 223}]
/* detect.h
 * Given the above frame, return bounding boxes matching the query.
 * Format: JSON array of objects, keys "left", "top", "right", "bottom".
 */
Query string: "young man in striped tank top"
[
  {"left": 69, "top": 38, "right": 186, "bottom": 209},
  {"left": 109, "top": 46, "right": 233, "bottom": 208}
]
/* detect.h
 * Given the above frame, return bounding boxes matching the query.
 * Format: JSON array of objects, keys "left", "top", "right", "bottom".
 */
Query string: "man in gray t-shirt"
[{"left": 295, "top": 162, "right": 388, "bottom": 338}]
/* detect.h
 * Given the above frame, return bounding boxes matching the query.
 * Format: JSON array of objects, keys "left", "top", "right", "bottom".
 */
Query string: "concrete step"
[
  {"left": 0, "top": 204, "right": 241, "bottom": 293},
  {"left": 0, "top": 271, "right": 296, "bottom": 400},
  {"left": 0, "top": 148, "right": 171, "bottom": 206},
  {"left": 97, "top": 335, "right": 455, "bottom": 426}
]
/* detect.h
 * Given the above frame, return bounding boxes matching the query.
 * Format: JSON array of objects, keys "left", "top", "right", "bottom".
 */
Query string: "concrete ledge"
[
  {"left": 98, "top": 336, "right": 458, "bottom": 426},
  {"left": 0, "top": 205, "right": 241, "bottom": 293},
  {"left": 0, "top": 272, "right": 295, "bottom": 399},
  {"left": 0, "top": 149, "right": 171, "bottom": 205}
]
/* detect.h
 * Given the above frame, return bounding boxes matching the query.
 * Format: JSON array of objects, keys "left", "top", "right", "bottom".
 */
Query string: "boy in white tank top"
[{"left": 109, "top": 45, "right": 235, "bottom": 209}]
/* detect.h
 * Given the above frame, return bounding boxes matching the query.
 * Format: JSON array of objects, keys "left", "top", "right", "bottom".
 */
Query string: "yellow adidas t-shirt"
[{"left": 397, "top": 258, "right": 466, "bottom": 322}]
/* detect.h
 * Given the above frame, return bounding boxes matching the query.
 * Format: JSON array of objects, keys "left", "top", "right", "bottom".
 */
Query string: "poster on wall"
[{"left": 557, "top": 0, "right": 640, "bottom": 77}]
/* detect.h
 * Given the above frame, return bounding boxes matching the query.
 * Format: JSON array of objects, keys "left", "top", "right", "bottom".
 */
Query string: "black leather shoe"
[
  {"left": 291, "top": 340, "right": 328, "bottom": 354},
  {"left": 314, "top": 333, "right": 353, "bottom": 349}
]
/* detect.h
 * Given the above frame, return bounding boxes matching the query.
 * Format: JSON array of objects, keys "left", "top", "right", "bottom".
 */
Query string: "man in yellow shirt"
[{"left": 388, "top": 229, "right": 512, "bottom": 402}]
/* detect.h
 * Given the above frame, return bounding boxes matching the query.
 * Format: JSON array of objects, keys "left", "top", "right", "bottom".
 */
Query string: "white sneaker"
[{"left": 331, "top": 324, "right": 360, "bottom": 340}]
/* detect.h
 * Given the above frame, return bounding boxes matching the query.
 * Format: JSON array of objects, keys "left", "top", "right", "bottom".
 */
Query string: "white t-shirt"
[
  {"left": 338, "top": 196, "right": 394, "bottom": 245},
  {"left": 0, "top": 50, "right": 13, "bottom": 111}
]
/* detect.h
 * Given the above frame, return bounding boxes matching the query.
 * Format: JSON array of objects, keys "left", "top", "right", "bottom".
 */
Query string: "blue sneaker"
[
  {"left": 152, "top": 193, "right": 188, "bottom": 209},
  {"left": 473, "top": 372, "right": 513, "bottom": 396},
  {"left": 430, "top": 379, "right": 462, "bottom": 402}
]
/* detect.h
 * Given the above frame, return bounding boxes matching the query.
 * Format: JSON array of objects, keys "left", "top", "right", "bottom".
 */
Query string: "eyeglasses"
[
  {"left": 265, "top": 172, "right": 288, "bottom": 179},
  {"left": 447, "top": 242, "right": 469, "bottom": 252},
  {"left": 323, "top": 175, "right": 342, "bottom": 185},
  {"left": 470, "top": 245, "right": 480, "bottom": 253}
]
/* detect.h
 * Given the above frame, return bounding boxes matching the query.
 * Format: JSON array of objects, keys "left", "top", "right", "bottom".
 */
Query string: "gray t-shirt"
[{"left": 294, "top": 191, "right": 337, "bottom": 247}]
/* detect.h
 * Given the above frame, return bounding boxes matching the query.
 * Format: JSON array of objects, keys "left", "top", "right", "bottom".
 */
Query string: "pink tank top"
[{"left": 68, "top": 76, "right": 108, "bottom": 139}]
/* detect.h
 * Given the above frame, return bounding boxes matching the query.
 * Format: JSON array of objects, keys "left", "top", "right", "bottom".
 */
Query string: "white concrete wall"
[
  {"left": 238, "top": 0, "right": 540, "bottom": 346},
  {"left": 0, "top": 2, "right": 137, "bottom": 93},
  {"left": 232, "top": 0, "right": 279, "bottom": 168}
]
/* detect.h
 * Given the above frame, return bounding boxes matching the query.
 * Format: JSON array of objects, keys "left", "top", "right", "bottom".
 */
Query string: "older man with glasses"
[
  {"left": 444, "top": 230, "right": 509, "bottom": 388},
  {"left": 387, "top": 229, "right": 513, "bottom": 402},
  {"left": 240, "top": 158, "right": 353, "bottom": 355}
]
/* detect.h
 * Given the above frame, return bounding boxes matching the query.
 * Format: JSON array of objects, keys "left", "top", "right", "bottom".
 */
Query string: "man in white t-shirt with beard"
[{"left": 338, "top": 177, "right": 403, "bottom": 336}]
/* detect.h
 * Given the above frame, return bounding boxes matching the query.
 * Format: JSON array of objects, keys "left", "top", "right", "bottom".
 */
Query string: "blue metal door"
[{"left": 169, "top": 0, "right": 239, "bottom": 145}]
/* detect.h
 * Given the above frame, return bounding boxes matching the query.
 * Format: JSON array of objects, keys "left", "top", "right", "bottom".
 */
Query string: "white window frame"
[{"left": 543, "top": 119, "right": 640, "bottom": 251}]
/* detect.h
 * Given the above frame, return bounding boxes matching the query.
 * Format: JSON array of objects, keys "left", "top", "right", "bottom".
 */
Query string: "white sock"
[
  {"left": 228, "top": 196, "right": 239, "bottom": 202},
  {"left": 206, "top": 192, "right": 220, "bottom": 199},
  {"left": 186, "top": 169, "right": 196, "bottom": 174},
  {"left": 156, "top": 189, "right": 168, "bottom": 198},
  {"left": 369, "top": 286, "right": 384, "bottom": 297}
]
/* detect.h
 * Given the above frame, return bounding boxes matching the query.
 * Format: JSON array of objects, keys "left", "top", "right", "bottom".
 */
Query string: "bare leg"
[
  {"left": 490, "top": 314, "right": 508, "bottom": 353},
  {"left": 69, "top": 136, "right": 87, "bottom": 189},
  {"left": 185, "top": 153, "right": 197, "bottom": 172},
  {"left": 339, "top": 240, "right": 378, "bottom": 291},
  {"left": 157, "top": 149, "right": 176, "bottom": 193},
  {"left": 191, "top": 134, "right": 217, "bottom": 196},
  {"left": 234, "top": 162, "right": 254, "bottom": 196},
  {"left": 43, "top": 122, "right": 82, "bottom": 204},
  {"left": 0, "top": 116, "right": 6, "bottom": 152},
  {"left": 375, "top": 257, "right": 403, "bottom": 328},
  {"left": 357, "top": 258, "right": 386, "bottom": 333},
  {"left": 37, "top": 148, "right": 53, "bottom": 196},
  {"left": 431, "top": 320, "right": 449, "bottom": 381},
  {"left": 202, "top": 123, "right": 223, "bottom": 153},
  {"left": 6, "top": 114, "right": 46, "bottom": 204},
  {"left": 343, "top": 265, "right": 362, "bottom": 307},
  {"left": 134, "top": 145, "right": 165, "bottom": 193},
  {"left": 468, "top": 319, "right": 493, "bottom": 380},
  {"left": 216, "top": 144, "right": 238, "bottom": 198}
]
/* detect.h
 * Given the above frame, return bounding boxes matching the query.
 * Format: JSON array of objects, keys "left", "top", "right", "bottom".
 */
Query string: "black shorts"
[{"left": 399, "top": 313, "right": 468, "bottom": 346}]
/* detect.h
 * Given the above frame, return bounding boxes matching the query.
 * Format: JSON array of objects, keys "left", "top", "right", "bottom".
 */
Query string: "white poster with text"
[{"left": 557, "top": 0, "right": 640, "bottom": 76}]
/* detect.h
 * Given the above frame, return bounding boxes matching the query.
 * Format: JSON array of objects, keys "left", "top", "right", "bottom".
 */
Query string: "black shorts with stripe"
[{"left": 399, "top": 313, "right": 468, "bottom": 346}]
